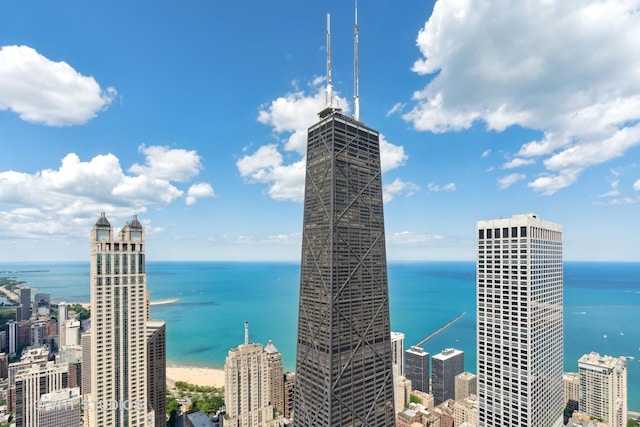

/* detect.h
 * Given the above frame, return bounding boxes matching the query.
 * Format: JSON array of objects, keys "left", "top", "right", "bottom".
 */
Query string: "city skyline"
[{"left": 2, "top": 1, "right": 640, "bottom": 263}]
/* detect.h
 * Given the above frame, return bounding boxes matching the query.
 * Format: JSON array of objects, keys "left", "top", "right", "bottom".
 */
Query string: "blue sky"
[{"left": 1, "top": 0, "right": 639, "bottom": 262}]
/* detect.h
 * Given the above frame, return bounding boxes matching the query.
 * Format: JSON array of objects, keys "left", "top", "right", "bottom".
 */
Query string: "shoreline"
[
  {"left": 166, "top": 365, "right": 225, "bottom": 389},
  {"left": 0, "top": 285, "right": 21, "bottom": 304}
]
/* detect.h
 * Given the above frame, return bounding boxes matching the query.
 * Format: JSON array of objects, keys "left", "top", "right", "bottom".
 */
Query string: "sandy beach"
[{"left": 166, "top": 365, "right": 225, "bottom": 389}]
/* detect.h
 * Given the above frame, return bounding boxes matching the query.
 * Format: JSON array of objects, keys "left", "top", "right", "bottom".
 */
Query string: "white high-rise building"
[
  {"left": 58, "top": 302, "right": 69, "bottom": 347},
  {"left": 391, "top": 331, "right": 405, "bottom": 379},
  {"left": 88, "top": 212, "right": 153, "bottom": 427},
  {"left": 578, "top": 352, "right": 627, "bottom": 427},
  {"left": 64, "top": 320, "right": 80, "bottom": 347},
  {"left": 224, "top": 322, "right": 282, "bottom": 427},
  {"left": 477, "top": 213, "right": 563, "bottom": 427},
  {"left": 13, "top": 362, "right": 69, "bottom": 427}
]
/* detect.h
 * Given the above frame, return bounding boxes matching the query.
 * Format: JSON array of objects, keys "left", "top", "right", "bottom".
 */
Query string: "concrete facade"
[
  {"left": 477, "top": 214, "right": 564, "bottom": 427},
  {"left": 578, "top": 352, "right": 627, "bottom": 427},
  {"left": 454, "top": 371, "right": 477, "bottom": 401},
  {"left": 88, "top": 213, "right": 153, "bottom": 426},
  {"left": 224, "top": 323, "right": 281, "bottom": 427}
]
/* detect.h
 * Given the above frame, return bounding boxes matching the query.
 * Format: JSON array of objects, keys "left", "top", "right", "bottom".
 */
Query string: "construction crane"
[{"left": 413, "top": 311, "right": 466, "bottom": 347}]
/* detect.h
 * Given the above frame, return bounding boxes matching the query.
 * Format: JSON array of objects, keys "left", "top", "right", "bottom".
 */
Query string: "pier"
[{"left": 414, "top": 311, "right": 466, "bottom": 347}]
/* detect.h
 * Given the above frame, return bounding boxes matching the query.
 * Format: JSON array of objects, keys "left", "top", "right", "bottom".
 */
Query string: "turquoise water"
[{"left": 1, "top": 261, "right": 639, "bottom": 409}]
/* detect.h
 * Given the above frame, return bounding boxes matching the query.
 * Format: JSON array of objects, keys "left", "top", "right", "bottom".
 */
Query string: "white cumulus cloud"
[
  {"left": 498, "top": 173, "right": 526, "bottom": 190},
  {"left": 186, "top": 183, "right": 215, "bottom": 206},
  {"left": 238, "top": 80, "right": 408, "bottom": 202},
  {"left": 405, "top": 0, "right": 640, "bottom": 195},
  {"left": 634, "top": 179, "right": 640, "bottom": 191},
  {"left": 129, "top": 145, "right": 202, "bottom": 182},
  {"left": 387, "top": 231, "right": 443, "bottom": 244},
  {"left": 237, "top": 145, "right": 306, "bottom": 202},
  {"left": 427, "top": 182, "right": 456, "bottom": 192},
  {"left": 0, "top": 45, "right": 116, "bottom": 126},
  {"left": 502, "top": 158, "right": 535, "bottom": 169},
  {"left": 383, "top": 178, "right": 420, "bottom": 203},
  {"left": 0, "top": 145, "right": 214, "bottom": 239}
]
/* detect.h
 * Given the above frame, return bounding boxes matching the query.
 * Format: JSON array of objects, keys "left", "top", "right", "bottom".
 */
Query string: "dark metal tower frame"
[{"left": 294, "top": 110, "right": 395, "bottom": 427}]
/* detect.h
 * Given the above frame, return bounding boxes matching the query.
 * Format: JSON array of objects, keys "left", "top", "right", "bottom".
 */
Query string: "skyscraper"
[
  {"left": 293, "top": 109, "right": 397, "bottom": 425},
  {"left": 405, "top": 346, "right": 430, "bottom": 393},
  {"left": 58, "top": 302, "right": 68, "bottom": 347},
  {"left": 88, "top": 212, "right": 153, "bottom": 427},
  {"left": 265, "top": 340, "right": 285, "bottom": 416},
  {"left": 147, "top": 319, "right": 167, "bottom": 427},
  {"left": 293, "top": 9, "right": 395, "bottom": 425},
  {"left": 476, "top": 213, "right": 563, "bottom": 427},
  {"left": 17, "top": 286, "right": 31, "bottom": 321},
  {"left": 13, "top": 362, "right": 69, "bottom": 427},
  {"left": 578, "top": 352, "right": 627, "bottom": 427},
  {"left": 391, "top": 331, "right": 406, "bottom": 379},
  {"left": 224, "top": 322, "right": 280, "bottom": 427},
  {"left": 431, "top": 348, "right": 464, "bottom": 405}
]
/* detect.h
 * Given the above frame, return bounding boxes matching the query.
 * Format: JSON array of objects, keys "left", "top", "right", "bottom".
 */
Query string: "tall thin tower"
[
  {"left": 88, "top": 212, "right": 152, "bottom": 426},
  {"left": 476, "top": 214, "right": 563, "bottom": 427},
  {"left": 293, "top": 7, "right": 395, "bottom": 426}
]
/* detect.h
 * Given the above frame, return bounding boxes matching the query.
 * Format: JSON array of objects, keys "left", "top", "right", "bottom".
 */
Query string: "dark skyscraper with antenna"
[{"left": 293, "top": 6, "right": 395, "bottom": 426}]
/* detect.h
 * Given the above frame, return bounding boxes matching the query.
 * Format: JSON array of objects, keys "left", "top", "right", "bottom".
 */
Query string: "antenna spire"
[
  {"left": 354, "top": 0, "right": 360, "bottom": 121},
  {"left": 326, "top": 13, "right": 333, "bottom": 108},
  {"left": 244, "top": 321, "right": 249, "bottom": 345}
]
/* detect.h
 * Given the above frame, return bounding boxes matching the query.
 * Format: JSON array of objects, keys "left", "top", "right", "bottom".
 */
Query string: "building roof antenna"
[
  {"left": 354, "top": 0, "right": 360, "bottom": 121},
  {"left": 326, "top": 13, "right": 333, "bottom": 108}
]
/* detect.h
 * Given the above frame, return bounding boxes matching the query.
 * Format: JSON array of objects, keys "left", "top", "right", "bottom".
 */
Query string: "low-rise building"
[
  {"left": 411, "top": 390, "right": 434, "bottom": 411},
  {"left": 454, "top": 395, "right": 478, "bottom": 427},
  {"left": 454, "top": 372, "right": 477, "bottom": 401},
  {"left": 396, "top": 375, "right": 412, "bottom": 413},
  {"left": 563, "top": 372, "right": 580, "bottom": 414}
]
